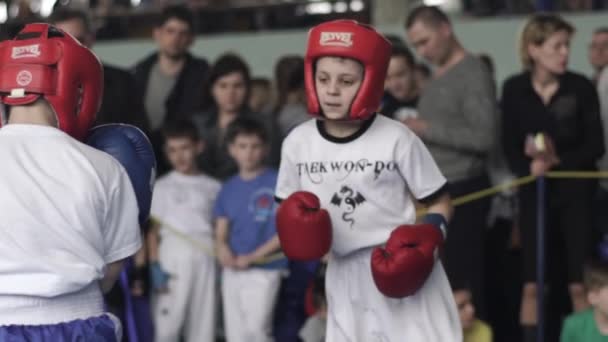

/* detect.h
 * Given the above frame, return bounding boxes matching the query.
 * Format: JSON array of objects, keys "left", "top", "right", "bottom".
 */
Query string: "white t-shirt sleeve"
[
  {"left": 398, "top": 133, "right": 447, "bottom": 200},
  {"left": 103, "top": 166, "right": 142, "bottom": 264},
  {"left": 150, "top": 180, "right": 167, "bottom": 221},
  {"left": 276, "top": 135, "right": 301, "bottom": 200}
]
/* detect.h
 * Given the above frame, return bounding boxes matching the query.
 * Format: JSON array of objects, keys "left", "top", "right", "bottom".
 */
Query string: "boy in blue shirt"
[{"left": 214, "top": 117, "right": 287, "bottom": 341}]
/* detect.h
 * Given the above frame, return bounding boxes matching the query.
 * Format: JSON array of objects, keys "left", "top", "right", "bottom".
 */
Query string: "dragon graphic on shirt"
[{"left": 330, "top": 185, "right": 366, "bottom": 227}]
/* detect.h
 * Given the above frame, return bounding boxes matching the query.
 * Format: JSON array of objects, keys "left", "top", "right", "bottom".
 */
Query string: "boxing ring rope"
[
  {"left": 149, "top": 171, "right": 608, "bottom": 342},
  {"left": 149, "top": 217, "right": 287, "bottom": 265}
]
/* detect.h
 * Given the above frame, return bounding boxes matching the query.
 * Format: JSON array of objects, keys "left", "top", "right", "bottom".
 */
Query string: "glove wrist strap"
[{"left": 422, "top": 213, "right": 448, "bottom": 239}]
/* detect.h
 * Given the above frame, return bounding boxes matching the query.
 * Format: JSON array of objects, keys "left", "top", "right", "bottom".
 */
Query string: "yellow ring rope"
[
  {"left": 153, "top": 171, "right": 608, "bottom": 265},
  {"left": 150, "top": 217, "right": 285, "bottom": 265}
]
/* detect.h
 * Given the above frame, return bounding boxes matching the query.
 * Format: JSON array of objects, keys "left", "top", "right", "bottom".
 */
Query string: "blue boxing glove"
[{"left": 86, "top": 124, "right": 156, "bottom": 225}]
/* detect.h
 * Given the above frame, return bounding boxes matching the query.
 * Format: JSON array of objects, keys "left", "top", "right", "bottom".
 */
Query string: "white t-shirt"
[
  {"left": 0, "top": 124, "right": 142, "bottom": 297},
  {"left": 276, "top": 115, "right": 447, "bottom": 256},
  {"left": 151, "top": 171, "right": 221, "bottom": 242}
]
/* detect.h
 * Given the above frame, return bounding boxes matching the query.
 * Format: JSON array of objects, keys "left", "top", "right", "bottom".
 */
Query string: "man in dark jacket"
[{"left": 132, "top": 5, "right": 208, "bottom": 174}]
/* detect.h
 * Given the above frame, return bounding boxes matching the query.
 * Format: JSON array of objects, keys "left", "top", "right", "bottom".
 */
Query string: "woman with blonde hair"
[{"left": 501, "top": 14, "right": 604, "bottom": 342}]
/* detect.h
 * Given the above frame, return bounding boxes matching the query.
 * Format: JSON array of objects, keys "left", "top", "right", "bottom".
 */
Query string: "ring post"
[{"left": 536, "top": 176, "right": 546, "bottom": 342}]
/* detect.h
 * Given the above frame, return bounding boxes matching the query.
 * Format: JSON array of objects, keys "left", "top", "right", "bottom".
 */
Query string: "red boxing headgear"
[
  {"left": 0, "top": 23, "right": 103, "bottom": 140},
  {"left": 304, "top": 20, "right": 391, "bottom": 120}
]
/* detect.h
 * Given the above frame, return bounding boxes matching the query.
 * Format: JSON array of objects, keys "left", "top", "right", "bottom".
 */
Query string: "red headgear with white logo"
[
  {"left": 304, "top": 20, "right": 391, "bottom": 120},
  {"left": 0, "top": 23, "right": 103, "bottom": 140}
]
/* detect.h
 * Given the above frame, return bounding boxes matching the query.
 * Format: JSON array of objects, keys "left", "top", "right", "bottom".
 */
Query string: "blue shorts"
[{"left": 0, "top": 314, "right": 120, "bottom": 342}]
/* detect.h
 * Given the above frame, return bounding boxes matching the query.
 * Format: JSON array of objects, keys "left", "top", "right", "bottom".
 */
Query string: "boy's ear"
[
  {"left": 588, "top": 289, "right": 599, "bottom": 306},
  {"left": 162, "top": 142, "right": 172, "bottom": 159},
  {"left": 227, "top": 141, "right": 236, "bottom": 159},
  {"left": 196, "top": 140, "right": 205, "bottom": 154}
]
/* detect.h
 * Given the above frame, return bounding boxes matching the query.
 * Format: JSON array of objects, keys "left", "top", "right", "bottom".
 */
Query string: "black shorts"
[{"left": 518, "top": 179, "right": 596, "bottom": 283}]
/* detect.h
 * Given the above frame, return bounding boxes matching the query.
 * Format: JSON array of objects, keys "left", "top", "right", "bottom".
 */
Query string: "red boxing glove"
[
  {"left": 276, "top": 191, "right": 332, "bottom": 261},
  {"left": 371, "top": 223, "right": 444, "bottom": 298}
]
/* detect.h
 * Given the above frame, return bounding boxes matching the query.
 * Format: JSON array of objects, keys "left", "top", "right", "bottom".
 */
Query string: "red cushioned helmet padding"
[
  {"left": 304, "top": 20, "right": 391, "bottom": 121},
  {"left": 0, "top": 23, "right": 103, "bottom": 140}
]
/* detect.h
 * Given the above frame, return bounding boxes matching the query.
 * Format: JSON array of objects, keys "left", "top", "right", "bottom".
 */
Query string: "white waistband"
[{"left": 0, "top": 282, "right": 104, "bottom": 325}]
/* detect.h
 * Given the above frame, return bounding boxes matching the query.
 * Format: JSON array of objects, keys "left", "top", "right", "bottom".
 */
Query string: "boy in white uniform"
[
  {"left": 148, "top": 119, "right": 221, "bottom": 342},
  {"left": 0, "top": 24, "right": 154, "bottom": 340},
  {"left": 275, "top": 20, "right": 462, "bottom": 341}
]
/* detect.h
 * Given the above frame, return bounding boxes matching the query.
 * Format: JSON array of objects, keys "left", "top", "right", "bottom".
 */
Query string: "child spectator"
[
  {"left": 148, "top": 119, "right": 221, "bottom": 342},
  {"left": 382, "top": 44, "right": 420, "bottom": 121},
  {"left": 561, "top": 261, "right": 608, "bottom": 342},
  {"left": 213, "top": 117, "right": 287, "bottom": 341},
  {"left": 454, "top": 287, "right": 493, "bottom": 342}
]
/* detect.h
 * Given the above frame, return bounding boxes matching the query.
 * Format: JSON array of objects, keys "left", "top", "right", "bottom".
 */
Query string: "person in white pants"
[
  {"left": 148, "top": 120, "right": 221, "bottom": 342},
  {"left": 213, "top": 117, "right": 288, "bottom": 342},
  {"left": 222, "top": 268, "right": 283, "bottom": 341}
]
